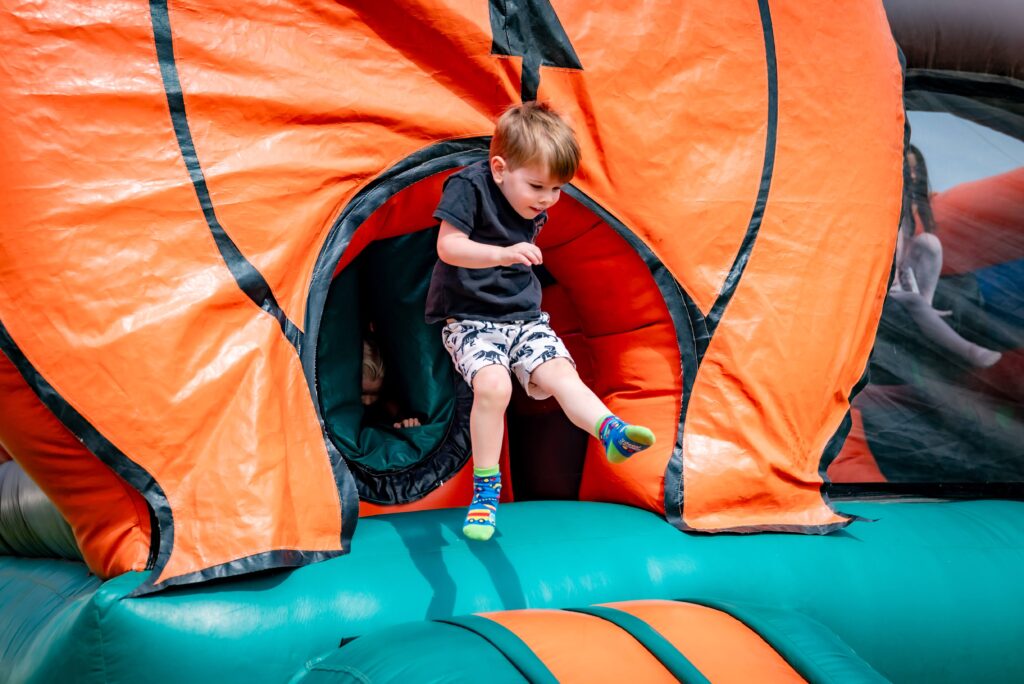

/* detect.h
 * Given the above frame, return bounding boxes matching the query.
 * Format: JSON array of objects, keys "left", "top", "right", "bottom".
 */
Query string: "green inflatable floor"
[{"left": 2, "top": 500, "right": 1022, "bottom": 683}]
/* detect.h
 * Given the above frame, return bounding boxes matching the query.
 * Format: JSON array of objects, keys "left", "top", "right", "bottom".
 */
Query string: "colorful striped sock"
[
  {"left": 597, "top": 414, "right": 655, "bottom": 464},
  {"left": 463, "top": 466, "right": 501, "bottom": 541}
]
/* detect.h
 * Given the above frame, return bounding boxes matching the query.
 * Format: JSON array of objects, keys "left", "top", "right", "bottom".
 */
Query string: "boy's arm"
[{"left": 437, "top": 221, "right": 542, "bottom": 268}]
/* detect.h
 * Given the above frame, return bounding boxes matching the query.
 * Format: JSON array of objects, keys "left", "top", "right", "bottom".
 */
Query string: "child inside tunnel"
[
  {"left": 360, "top": 321, "right": 422, "bottom": 430},
  {"left": 317, "top": 227, "right": 475, "bottom": 506}
]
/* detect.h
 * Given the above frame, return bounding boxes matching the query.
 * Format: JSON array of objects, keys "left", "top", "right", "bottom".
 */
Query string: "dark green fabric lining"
[
  {"left": 317, "top": 229, "right": 456, "bottom": 473},
  {"left": 439, "top": 615, "right": 558, "bottom": 683},
  {"left": 566, "top": 606, "right": 709, "bottom": 683}
]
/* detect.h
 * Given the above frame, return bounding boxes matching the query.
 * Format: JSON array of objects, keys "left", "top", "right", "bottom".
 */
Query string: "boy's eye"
[{"left": 529, "top": 184, "right": 542, "bottom": 190}]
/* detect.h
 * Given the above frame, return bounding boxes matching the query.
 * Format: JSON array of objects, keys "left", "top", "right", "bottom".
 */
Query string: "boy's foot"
[
  {"left": 463, "top": 466, "right": 501, "bottom": 541},
  {"left": 597, "top": 414, "right": 655, "bottom": 464}
]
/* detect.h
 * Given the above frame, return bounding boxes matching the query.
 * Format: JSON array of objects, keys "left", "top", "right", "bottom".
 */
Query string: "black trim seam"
[
  {"left": 670, "top": 0, "right": 852, "bottom": 533},
  {"left": 150, "top": 0, "right": 302, "bottom": 351},
  {"left": 0, "top": 323, "right": 170, "bottom": 580}
]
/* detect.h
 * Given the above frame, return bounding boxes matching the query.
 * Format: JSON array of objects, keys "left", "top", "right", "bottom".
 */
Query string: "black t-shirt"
[{"left": 425, "top": 160, "right": 547, "bottom": 323}]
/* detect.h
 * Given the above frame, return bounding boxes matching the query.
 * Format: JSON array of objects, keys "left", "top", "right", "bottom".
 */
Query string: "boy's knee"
[
  {"left": 911, "top": 232, "right": 942, "bottom": 257},
  {"left": 530, "top": 358, "right": 577, "bottom": 392},
  {"left": 472, "top": 366, "right": 513, "bottom": 405},
  {"left": 897, "top": 291, "right": 927, "bottom": 313}
]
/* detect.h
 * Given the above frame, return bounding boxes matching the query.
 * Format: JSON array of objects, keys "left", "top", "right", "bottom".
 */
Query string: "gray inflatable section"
[
  {"left": 883, "top": 0, "right": 1023, "bottom": 78},
  {"left": 0, "top": 461, "right": 80, "bottom": 560}
]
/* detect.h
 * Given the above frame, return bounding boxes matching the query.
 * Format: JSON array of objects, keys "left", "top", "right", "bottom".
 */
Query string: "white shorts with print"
[{"left": 441, "top": 313, "right": 574, "bottom": 400}]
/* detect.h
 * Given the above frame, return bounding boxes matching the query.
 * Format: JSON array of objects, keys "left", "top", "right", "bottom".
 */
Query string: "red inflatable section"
[
  {"left": 935, "top": 168, "right": 1024, "bottom": 276},
  {"left": 0, "top": 352, "right": 151, "bottom": 577},
  {"left": 826, "top": 408, "right": 886, "bottom": 483},
  {"left": 540, "top": 200, "right": 682, "bottom": 513}
]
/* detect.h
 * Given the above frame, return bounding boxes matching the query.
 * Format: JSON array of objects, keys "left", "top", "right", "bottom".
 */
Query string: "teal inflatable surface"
[{"left": 2, "top": 500, "right": 1023, "bottom": 683}]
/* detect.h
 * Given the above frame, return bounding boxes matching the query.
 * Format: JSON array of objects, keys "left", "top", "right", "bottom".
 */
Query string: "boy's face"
[{"left": 490, "top": 156, "right": 565, "bottom": 220}]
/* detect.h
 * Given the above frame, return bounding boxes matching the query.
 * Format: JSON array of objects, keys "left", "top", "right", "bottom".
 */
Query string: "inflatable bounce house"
[{"left": 1, "top": 1, "right": 1021, "bottom": 681}]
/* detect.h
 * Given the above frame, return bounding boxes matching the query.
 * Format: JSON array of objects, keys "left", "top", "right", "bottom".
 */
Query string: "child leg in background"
[
  {"left": 528, "top": 358, "right": 655, "bottom": 463},
  {"left": 889, "top": 290, "right": 1002, "bottom": 368}
]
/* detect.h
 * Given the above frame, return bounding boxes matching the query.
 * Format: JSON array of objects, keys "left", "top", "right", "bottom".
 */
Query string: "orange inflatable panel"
[
  {"left": 0, "top": 351, "right": 151, "bottom": 577},
  {"left": 0, "top": 1, "right": 902, "bottom": 590}
]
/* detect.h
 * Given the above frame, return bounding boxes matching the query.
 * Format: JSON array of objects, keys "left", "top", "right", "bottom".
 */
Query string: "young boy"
[{"left": 425, "top": 101, "right": 655, "bottom": 541}]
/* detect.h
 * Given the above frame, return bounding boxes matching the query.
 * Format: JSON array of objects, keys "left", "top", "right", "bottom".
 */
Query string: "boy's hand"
[
  {"left": 436, "top": 223, "right": 541, "bottom": 268},
  {"left": 499, "top": 242, "right": 543, "bottom": 267}
]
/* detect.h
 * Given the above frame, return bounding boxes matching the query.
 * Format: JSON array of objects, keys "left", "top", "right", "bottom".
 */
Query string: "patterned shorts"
[{"left": 441, "top": 313, "right": 575, "bottom": 400}]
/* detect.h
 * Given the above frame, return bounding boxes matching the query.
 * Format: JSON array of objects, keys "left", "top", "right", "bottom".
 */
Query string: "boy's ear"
[{"left": 489, "top": 156, "right": 506, "bottom": 184}]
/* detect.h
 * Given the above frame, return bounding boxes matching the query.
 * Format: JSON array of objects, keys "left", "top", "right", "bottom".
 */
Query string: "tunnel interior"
[{"left": 316, "top": 169, "right": 682, "bottom": 507}]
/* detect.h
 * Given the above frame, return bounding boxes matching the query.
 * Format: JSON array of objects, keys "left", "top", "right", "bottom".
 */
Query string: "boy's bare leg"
[
  {"left": 530, "top": 359, "right": 654, "bottom": 462},
  {"left": 463, "top": 365, "right": 511, "bottom": 541},
  {"left": 528, "top": 358, "right": 606, "bottom": 432},
  {"left": 470, "top": 365, "right": 512, "bottom": 469}
]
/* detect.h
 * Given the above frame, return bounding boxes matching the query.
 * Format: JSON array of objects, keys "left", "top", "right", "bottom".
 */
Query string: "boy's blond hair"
[
  {"left": 362, "top": 340, "right": 385, "bottom": 382},
  {"left": 490, "top": 101, "right": 580, "bottom": 182}
]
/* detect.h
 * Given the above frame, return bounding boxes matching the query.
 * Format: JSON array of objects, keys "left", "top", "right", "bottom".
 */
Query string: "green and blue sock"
[
  {"left": 463, "top": 466, "right": 501, "bottom": 541},
  {"left": 597, "top": 414, "right": 655, "bottom": 464}
]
